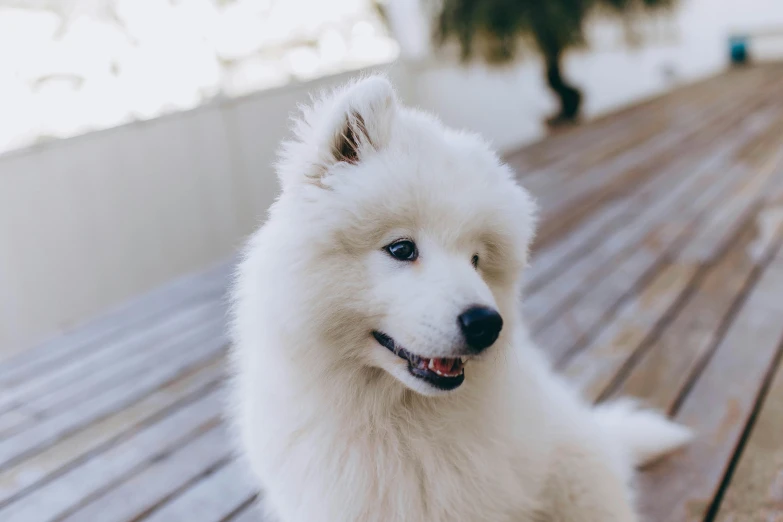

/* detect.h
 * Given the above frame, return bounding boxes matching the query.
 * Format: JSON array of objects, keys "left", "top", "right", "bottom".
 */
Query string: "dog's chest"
[{"left": 269, "top": 418, "right": 545, "bottom": 522}]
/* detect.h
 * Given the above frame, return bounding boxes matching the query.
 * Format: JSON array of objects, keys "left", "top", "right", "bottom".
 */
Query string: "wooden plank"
[
  {"left": 142, "top": 459, "right": 257, "bottom": 522},
  {"left": 522, "top": 97, "right": 748, "bottom": 290},
  {"left": 537, "top": 126, "right": 709, "bottom": 214},
  {"left": 636, "top": 249, "right": 783, "bottom": 522},
  {"left": 525, "top": 135, "right": 705, "bottom": 295},
  {"left": 526, "top": 156, "right": 703, "bottom": 328},
  {"left": 677, "top": 138, "right": 783, "bottom": 262},
  {"left": 535, "top": 118, "right": 783, "bottom": 364},
  {"left": 560, "top": 145, "right": 783, "bottom": 406},
  {"left": 0, "top": 411, "right": 32, "bottom": 439},
  {"left": 521, "top": 121, "right": 665, "bottom": 193},
  {"left": 0, "top": 328, "right": 227, "bottom": 471},
  {"left": 18, "top": 314, "right": 227, "bottom": 416},
  {"left": 510, "top": 67, "right": 767, "bottom": 171},
  {"left": 713, "top": 352, "right": 783, "bottom": 521},
  {"left": 531, "top": 78, "right": 749, "bottom": 213},
  {"left": 562, "top": 262, "right": 698, "bottom": 401},
  {"left": 526, "top": 200, "right": 627, "bottom": 292},
  {"left": 0, "top": 358, "right": 224, "bottom": 506},
  {"left": 521, "top": 86, "right": 761, "bottom": 290},
  {"left": 525, "top": 104, "right": 779, "bottom": 330},
  {"left": 536, "top": 66, "right": 775, "bottom": 168},
  {"left": 228, "top": 503, "right": 264, "bottom": 522},
  {"left": 523, "top": 108, "right": 676, "bottom": 196},
  {"left": 0, "top": 260, "right": 230, "bottom": 388},
  {"left": 0, "top": 390, "right": 223, "bottom": 522},
  {"left": 514, "top": 106, "right": 657, "bottom": 171},
  {"left": 611, "top": 207, "right": 783, "bottom": 411},
  {"left": 0, "top": 297, "right": 225, "bottom": 413},
  {"left": 534, "top": 71, "right": 783, "bottom": 248},
  {"left": 59, "top": 425, "right": 232, "bottom": 522},
  {"left": 532, "top": 157, "right": 745, "bottom": 363}
]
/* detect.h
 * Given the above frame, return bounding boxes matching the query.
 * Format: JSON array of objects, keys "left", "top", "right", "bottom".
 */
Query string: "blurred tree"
[{"left": 431, "top": 0, "right": 676, "bottom": 127}]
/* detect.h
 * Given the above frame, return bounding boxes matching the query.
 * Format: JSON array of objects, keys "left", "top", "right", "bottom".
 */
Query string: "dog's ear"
[
  {"left": 326, "top": 76, "right": 396, "bottom": 166},
  {"left": 279, "top": 76, "right": 397, "bottom": 189}
]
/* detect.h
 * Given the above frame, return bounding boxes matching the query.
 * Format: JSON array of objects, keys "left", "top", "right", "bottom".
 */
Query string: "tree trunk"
[{"left": 544, "top": 50, "right": 582, "bottom": 126}]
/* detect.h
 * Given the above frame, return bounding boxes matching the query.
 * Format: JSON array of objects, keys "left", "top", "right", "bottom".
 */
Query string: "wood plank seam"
[
  {"left": 0, "top": 302, "right": 227, "bottom": 416},
  {"left": 0, "top": 390, "right": 226, "bottom": 521},
  {"left": 666, "top": 149, "right": 783, "bottom": 413},
  {"left": 0, "top": 279, "right": 229, "bottom": 389},
  {"left": 596, "top": 210, "right": 781, "bottom": 405},
  {"left": 703, "top": 338, "right": 783, "bottom": 522},
  {"left": 668, "top": 235, "right": 780, "bottom": 415},
  {"left": 548, "top": 114, "right": 783, "bottom": 367},
  {"left": 587, "top": 132, "right": 783, "bottom": 415},
  {"left": 513, "top": 68, "right": 764, "bottom": 172},
  {"left": 635, "top": 210, "right": 783, "bottom": 520},
  {"left": 62, "top": 452, "right": 234, "bottom": 522},
  {"left": 526, "top": 99, "right": 783, "bottom": 335},
  {"left": 53, "top": 428, "right": 228, "bottom": 522},
  {"left": 534, "top": 70, "right": 783, "bottom": 248},
  {"left": 545, "top": 168, "right": 754, "bottom": 366},
  {"left": 0, "top": 334, "right": 226, "bottom": 472},
  {"left": 0, "top": 374, "right": 224, "bottom": 509},
  {"left": 224, "top": 495, "right": 262, "bottom": 522},
  {"left": 20, "top": 316, "right": 228, "bottom": 418},
  {"left": 0, "top": 358, "right": 226, "bottom": 508},
  {"left": 562, "top": 134, "right": 783, "bottom": 409},
  {"left": 0, "top": 262, "right": 231, "bottom": 386},
  {"left": 0, "top": 338, "right": 227, "bottom": 473}
]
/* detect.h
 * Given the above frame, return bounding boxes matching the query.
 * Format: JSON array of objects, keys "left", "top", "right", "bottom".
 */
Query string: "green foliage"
[{"left": 434, "top": 0, "right": 676, "bottom": 62}]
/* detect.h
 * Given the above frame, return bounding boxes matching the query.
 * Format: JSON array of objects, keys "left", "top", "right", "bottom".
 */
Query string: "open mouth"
[{"left": 372, "top": 331, "right": 465, "bottom": 391}]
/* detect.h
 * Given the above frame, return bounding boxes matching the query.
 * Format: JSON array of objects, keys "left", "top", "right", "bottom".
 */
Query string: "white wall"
[{"left": 0, "top": 63, "right": 411, "bottom": 360}]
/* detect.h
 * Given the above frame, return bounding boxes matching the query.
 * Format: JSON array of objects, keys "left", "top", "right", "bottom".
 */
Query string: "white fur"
[{"left": 228, "top": 76, "right": 692, "bottom": 522}]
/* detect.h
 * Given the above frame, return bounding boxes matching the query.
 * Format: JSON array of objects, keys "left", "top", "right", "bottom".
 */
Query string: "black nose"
[{"left": 458, "top": 306, "right": 503, "bottom": 353}]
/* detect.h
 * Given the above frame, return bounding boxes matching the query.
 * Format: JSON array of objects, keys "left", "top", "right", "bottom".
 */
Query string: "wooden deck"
[{"left": 2, "top": 63, "right": 783, "bottom": 522}]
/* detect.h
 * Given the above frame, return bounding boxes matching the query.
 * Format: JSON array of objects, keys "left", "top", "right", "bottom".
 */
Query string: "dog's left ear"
[
  {"left": 325, "top": 76, "right": 396, "bottom": 167},
  {"left": 279, "top": 76, "right": 397, "bottom": 189}
]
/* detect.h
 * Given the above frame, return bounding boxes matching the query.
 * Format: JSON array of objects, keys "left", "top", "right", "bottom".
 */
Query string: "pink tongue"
[{"left": 429, "top": 358, "right": 462, "bottom": 375}]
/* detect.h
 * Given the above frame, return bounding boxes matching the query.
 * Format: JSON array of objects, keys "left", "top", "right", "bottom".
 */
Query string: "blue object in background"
[{"left": 729, "top": 35, "right": 749, "bottom": 65}]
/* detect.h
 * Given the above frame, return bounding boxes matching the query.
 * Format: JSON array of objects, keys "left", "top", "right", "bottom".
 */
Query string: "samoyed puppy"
[{"left": 229, "top": 75, "right": 691, "bottom": 522}]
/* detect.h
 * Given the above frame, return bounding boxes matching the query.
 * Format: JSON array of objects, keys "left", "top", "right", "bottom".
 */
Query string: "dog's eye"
[
  {"left": 472, "top": 254, "right": 479, "bottom": 269},
  {"left": 386, "top": 240, "right": 418, "bottom": 261}
]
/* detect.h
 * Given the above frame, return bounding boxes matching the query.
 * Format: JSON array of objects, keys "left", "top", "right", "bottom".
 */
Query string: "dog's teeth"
[{"left": 428, "top": 359, "right": 436, "bottom": 370}]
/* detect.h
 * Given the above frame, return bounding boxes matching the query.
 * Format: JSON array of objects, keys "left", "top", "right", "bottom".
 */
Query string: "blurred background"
[{"left": 2, "top": 0, "right": 782, "bottom": 360}]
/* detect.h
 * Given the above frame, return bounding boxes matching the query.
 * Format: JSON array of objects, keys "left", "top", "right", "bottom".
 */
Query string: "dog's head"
[{"left": 245, "top": 76, "right": 537, "bottom": 397}]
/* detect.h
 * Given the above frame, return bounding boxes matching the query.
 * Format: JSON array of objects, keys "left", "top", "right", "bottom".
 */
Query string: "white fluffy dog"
[{"left": 229, "top": 76, "right": 691, "bottom": 522}]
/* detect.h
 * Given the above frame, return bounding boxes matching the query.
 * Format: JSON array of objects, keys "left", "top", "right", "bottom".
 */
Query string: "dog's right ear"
[{"left": 278, "top": 76, "right": 397, "bottom": 189}]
